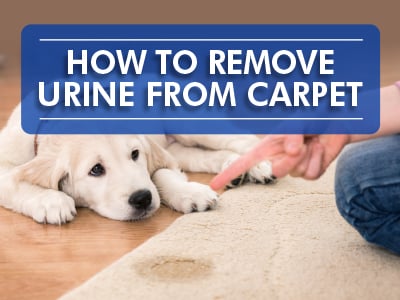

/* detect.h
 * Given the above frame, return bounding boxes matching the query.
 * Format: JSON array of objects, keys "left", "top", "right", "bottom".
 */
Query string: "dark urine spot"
[{"left": 134, "top": 256, "right": 213, "bottom": 281}]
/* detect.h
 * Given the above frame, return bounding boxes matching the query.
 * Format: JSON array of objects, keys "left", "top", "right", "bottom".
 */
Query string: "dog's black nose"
[{"left": 128, "top": 189, "right": 152, "bottom": 210}]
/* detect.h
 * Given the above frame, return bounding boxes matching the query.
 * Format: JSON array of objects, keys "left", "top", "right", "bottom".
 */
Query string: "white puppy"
[{"left": 0, "top": 104, "right": 273, "bottom": 224}]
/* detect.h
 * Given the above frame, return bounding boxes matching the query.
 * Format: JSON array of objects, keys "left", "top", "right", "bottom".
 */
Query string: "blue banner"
[{"left": 21, "top": 24, "right": 380, "bottom": 134}]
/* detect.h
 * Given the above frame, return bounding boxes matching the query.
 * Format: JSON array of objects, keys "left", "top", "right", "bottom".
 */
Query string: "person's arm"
[{"left": 351, "top": 83, "right": 400, "bottom": 142}]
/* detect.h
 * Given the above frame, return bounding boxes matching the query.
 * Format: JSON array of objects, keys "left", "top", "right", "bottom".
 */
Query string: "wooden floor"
[
  {"left": 0, "top": 66, "right": 215, "bottom": 299},
  {"left": 0, "top": 46, "right": 399, "bottom": 300}
]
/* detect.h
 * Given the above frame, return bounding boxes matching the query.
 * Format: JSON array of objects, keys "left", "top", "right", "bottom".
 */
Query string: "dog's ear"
[
  {"left": 140, "top": 136, "right": 179, "bottom": 175},
  {"left": 14, "top": 153, "right": 69, "bottom": 191}
]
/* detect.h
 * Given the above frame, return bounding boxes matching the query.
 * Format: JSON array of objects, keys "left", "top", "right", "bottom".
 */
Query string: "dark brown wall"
[{"left": 1, "top": 0, "right": 398, "bottom": 67}]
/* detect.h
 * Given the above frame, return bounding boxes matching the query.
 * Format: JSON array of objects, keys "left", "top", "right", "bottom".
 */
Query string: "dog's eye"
[
  {"left": 89, "top": 163, "right": 105, "bottom": 177},
  {"left": 131, "top": 149, "right": 139, "bottom": 161}
]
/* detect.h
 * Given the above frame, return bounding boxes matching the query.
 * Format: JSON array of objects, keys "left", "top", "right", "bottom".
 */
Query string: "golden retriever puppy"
[{"left": 0, "top": 104, "right": 272, "bottom": 224}]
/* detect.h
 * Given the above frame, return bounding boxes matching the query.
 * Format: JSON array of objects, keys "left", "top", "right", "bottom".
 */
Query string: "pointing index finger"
[{"left": 209, "top": 136, "right": 285, "bottom": 191}]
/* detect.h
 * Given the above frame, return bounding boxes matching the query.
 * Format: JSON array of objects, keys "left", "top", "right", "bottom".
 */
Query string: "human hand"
[
  {"left": 274, "top": 134, "right": 350, "bottom": 178},
  {"left": 209, "top": 134, "right": 350, "bottom": 191}
]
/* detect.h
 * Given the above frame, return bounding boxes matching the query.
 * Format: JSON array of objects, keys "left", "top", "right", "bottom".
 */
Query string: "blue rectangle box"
[{"left": 21, "top": 24, "right": 380, "bottom": 134}]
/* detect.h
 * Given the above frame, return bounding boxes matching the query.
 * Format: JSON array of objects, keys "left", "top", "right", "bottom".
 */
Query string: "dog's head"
[{"left": 14, "top": 135, "right": 176, "bottom": 221}]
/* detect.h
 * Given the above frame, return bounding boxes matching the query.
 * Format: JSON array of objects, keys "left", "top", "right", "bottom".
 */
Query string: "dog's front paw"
[
  {"left": 247, "top": 160, "right": 276, "bottom": 184},
  {"left": 24, "top": 190, "right": 77, "bottom": 225},
  {"left": 222, "top": 155, "right": 276, "bottom": 189},
  {"left": 172, "top": 182, "right": 218, "bottom": 214},
  {"left": 222, "top": 154, "right": 248, "bottom": 189}
]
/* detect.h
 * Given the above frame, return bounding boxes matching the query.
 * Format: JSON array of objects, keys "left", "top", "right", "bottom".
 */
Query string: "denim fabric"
[{"left": 335, "top": 135, "right": 400, "bottom": 255}]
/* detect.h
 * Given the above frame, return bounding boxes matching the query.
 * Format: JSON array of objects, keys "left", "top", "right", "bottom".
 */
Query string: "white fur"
[{"left": 0, "top": 104, "right": 272, "bottom": 224}]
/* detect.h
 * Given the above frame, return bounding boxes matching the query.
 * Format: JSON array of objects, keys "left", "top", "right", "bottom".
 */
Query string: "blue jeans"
[{"left": 335, "top": 134, "right": 400, "bottom": 255}]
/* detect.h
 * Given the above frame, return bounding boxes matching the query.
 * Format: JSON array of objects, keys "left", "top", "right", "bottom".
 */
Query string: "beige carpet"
[{"left": 60, "top": 164, "right": 400, "bottom": 300}]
